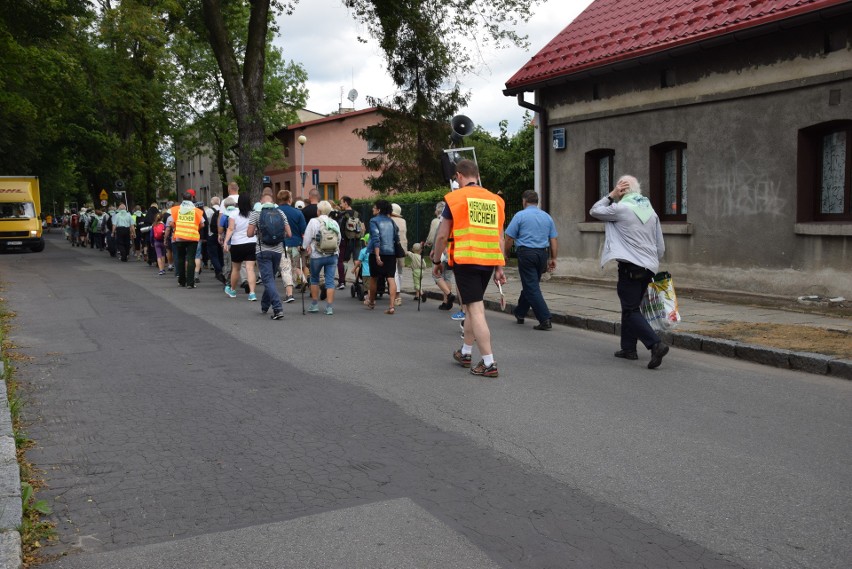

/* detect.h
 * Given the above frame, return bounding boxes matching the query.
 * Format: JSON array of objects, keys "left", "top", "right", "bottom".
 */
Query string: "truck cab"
[{"left": 0, "top": 176, "right": 45, "bottom": 252}]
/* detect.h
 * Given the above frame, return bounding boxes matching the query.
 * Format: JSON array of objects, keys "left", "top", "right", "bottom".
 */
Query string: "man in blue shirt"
[
  {"left": 504, "top": 190, "right": 558, "bottom": 330},
  {"left": 277, "top": 189, "right": 307, "bottom": 303}
]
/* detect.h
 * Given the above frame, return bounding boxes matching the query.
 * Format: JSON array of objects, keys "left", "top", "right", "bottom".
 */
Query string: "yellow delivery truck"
[{"left": 0, "top": 176, "right": 45, "bottom": 252}]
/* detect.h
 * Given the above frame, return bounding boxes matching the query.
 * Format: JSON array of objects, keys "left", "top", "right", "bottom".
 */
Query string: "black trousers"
[{"left": 617, "top": 262, "right": 660, "bottom": 352}]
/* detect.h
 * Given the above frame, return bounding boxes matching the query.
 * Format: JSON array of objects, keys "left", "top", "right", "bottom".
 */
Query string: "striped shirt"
[{"left": 248, "top": 207, "right": 290, "bottom": 255}]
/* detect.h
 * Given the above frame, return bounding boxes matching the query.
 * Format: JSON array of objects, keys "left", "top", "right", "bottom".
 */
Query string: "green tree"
[
  {"left": 467, "top": 115, "right": 535, "bottom": 215},
  {"left": 173, "top": 2, "right": 307, "bottom": 195},
  {"left": 200, "top": 0, "right": 540, "bottom": 198}
]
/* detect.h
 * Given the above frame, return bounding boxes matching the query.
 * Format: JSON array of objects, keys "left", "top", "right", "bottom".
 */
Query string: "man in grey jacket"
[{"left": 590, "top": 175, "right": 669, "bottom": 369}]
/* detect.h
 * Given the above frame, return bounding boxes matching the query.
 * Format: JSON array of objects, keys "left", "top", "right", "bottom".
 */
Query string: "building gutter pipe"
[{"left": 515, "top": 94, "right": 550, "bottom": 212}]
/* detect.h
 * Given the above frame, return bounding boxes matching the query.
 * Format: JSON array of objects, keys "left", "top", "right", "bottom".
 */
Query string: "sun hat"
[{"left": 391, "top": 203, "right": 402, "bottom": 217}]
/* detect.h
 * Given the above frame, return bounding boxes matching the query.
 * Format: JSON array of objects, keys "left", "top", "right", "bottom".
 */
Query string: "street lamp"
[{"left": 298, "top": 134, "right": 307, "bottom": 199}]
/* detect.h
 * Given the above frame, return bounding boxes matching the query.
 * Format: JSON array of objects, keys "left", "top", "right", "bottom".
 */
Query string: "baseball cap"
[
  {"left": 187, "top": 188, "right": 196, "bottom": 197},
  {"left": 295, "top": 200, "right": 305, "bottom": 209}
]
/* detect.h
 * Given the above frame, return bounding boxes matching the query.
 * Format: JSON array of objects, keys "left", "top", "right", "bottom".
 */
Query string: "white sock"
[
  {"left": 461, "top": 344, "right": 473, "bottom": 356},
  {"left": 482, "top": 354, "right": 494, "bottom": 366}
]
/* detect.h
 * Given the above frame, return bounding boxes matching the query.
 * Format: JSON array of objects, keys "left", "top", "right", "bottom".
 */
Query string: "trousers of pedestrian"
[
  {"left": 207, "top": 234, "right": 223, "bottom": 275},
  {"left": 174, "top": 240, "right": 198, "bottom": 287},
  {"left": 115, "top": 227, "right": 131, "bottom": 261},
  {"left": 257, "top": 250, "right": 283, "bottom": 312},
  {"left": 616, "top": 262, "right": 660, "bottom": 352},
  {"left": 515, "top": 246, "right": 551, "bottom": 323}
]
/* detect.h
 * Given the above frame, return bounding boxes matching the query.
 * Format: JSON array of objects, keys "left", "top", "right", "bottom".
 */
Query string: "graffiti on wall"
[{"left": 704, "top": 156, "right": 786, "bottom": 220}]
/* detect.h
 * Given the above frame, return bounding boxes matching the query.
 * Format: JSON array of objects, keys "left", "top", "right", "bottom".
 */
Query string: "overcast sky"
[{"left": 274, "top": 0, "right": 593, "bottom": 136}]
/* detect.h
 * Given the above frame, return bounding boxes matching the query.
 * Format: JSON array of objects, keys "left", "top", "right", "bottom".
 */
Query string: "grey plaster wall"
[{"left": 537, "top": 17, "right": 852, "bottom": 296}]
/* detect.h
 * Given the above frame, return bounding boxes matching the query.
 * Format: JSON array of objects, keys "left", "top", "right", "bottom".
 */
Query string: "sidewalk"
[{"left": 400, "top": 267, "right": 852, "bottom": 380}]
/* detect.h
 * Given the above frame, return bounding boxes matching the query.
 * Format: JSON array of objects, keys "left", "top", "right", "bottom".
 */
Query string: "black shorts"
[
  {"left": 369, "top": 254, "right": 397, "bottom": 279},
  {"left": 230, "top": 243, "right": 256, "bottom": 263},
  {"left": 453, "top": 265, "right": 494, "bottom": 304}
]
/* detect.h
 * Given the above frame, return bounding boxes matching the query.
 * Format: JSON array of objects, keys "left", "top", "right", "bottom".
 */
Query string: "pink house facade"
[{"left": 265, "top": 108, "right": 382, "bottom": 201}]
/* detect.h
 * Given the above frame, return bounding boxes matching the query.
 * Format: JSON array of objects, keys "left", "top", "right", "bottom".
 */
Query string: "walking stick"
[
  {"left": 417, "top": 241, "right": 425, "bottom": 312},
  {"left": 299, "top": 249, "right": 306, "bottom": 315}
]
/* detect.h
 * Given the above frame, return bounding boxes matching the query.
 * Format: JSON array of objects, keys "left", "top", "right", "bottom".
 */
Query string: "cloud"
[{"left": 274, "top": 0, "right": 592, "bottom": 134}]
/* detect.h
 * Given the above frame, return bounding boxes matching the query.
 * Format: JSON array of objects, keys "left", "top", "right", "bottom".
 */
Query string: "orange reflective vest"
[
  {"left": 169, "top": 205, "right": 202, "bottom": 241},
  {"left": 444, "top": 186, "right": 505, "bottom": 267}
]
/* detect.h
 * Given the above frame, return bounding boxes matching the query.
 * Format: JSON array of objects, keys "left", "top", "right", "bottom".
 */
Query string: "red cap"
[{"left": 187, "top": 188, "right": 196, "bottom": 197}]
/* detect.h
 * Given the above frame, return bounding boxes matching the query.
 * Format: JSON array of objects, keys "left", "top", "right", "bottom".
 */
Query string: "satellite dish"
[{"left": 347, "top": 89, "right": 358, "bottom": 103}]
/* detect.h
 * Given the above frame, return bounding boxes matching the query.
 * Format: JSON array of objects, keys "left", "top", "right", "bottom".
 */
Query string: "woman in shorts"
[
  {"left": 223, "top": 193, "right": 258, "bottom": 300},
  {"left": 367, "top": 199, "right": 399, "bottom": 314}
]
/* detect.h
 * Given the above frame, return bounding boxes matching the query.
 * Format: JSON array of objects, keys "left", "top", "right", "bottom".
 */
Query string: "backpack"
[
  {"left": 152, "top": 222, "right": 165, "bottom": 241},
  {"left": 314, "top": 217, "right": 340, "bottom": 254},
  {"left": 258, "top": 207, "right": 285, "bottom": 246},
  {"left": 90, "top": 215, "right": 101, "bottom": 233},
  {"left": 344, "top": 212, "right": 364, "bottom": 239},
  {"left": 70, "top": 214, "right": 79, "bottom": 229}
]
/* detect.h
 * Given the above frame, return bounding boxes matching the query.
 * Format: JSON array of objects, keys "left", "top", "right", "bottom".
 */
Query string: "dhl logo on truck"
[{"left": 0, "top": 189, "right": 26, "bottom": 193}]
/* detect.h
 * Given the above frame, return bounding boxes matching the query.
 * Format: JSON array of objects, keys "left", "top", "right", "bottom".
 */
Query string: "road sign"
[
  {"left": 101, "top": 200, "right": 108, "bottom": 207},
  {"left": 99, "top": 189, "right": 108, "bottom": 200}
]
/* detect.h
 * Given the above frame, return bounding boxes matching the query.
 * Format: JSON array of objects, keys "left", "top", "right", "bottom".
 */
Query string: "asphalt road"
[{"left": 1, "top": 233, "right": 850, "bottom": 569}]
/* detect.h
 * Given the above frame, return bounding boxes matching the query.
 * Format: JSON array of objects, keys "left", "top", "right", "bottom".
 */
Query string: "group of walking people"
[{"left": 60, "top": 158, "right": 672, "bottom": 377}]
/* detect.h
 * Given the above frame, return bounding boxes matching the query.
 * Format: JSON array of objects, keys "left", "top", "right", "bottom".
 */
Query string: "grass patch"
[{"left": 0, "top": 297, "right": 56, "bottom": 566}]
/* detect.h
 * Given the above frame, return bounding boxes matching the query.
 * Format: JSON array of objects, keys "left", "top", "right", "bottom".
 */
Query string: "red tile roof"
[{"left": 505, "top": 0, "right": 849, "bottom": 92}]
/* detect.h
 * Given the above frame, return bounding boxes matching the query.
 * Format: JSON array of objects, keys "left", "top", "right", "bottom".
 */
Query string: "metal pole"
[{"left": 298, "top": 134, "right": 307, "bottom": 199}]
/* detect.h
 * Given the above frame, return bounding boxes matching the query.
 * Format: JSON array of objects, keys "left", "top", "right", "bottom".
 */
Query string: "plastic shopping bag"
[{"left": 640, "top": 271, "right": 681, "bottom": 331}]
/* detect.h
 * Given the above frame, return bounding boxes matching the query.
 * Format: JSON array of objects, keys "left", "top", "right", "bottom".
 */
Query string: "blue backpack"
[{"left": 258, "top": 207, "right": 286, "bottom": 246}]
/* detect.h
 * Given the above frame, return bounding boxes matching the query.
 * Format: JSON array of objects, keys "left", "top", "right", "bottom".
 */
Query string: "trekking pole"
[
  {"left": 417, "top": 241, "right": 425, "bottom": 312},
  {"left": 299, "top": 249, "right": 306, "bottom": 315}
]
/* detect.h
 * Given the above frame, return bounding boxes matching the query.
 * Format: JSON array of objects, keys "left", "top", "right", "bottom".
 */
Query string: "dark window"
[
  {"left": 798, "top": 121, "right": 852, "bottom": 221},
  {"left": 650, "top": 142, "right": 687, "bottom": 221},
  {"left": 367, "top": 138, "right": 383, "bottom": 153},
  {"left": 585, "top": 149, "right": 614, "bottom": 220}
]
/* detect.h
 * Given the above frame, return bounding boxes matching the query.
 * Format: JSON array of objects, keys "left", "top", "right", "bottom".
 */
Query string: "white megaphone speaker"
[{"left": 450, "top": 115, "right": 474, "bottom": 144}]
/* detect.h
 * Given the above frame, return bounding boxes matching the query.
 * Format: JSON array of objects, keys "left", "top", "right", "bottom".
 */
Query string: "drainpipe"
[{"left": 516, "top": 94, "right": 549, "bottom": 212}]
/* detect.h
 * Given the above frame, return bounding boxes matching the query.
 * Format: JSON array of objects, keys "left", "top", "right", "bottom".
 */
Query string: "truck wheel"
[{"left": 30, "top": 240, "right": 45, "bottom": 253}]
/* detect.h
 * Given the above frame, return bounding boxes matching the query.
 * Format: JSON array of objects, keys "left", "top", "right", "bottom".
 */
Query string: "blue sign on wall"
[{"left": 552, "top": 128, "right": 566, "bottom": 150}]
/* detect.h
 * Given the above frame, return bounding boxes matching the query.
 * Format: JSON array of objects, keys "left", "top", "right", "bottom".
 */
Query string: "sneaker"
[
  {"left": 225, "top": 286, "right": 237, "bottom": 298},
  {"left": 648, "top": 342, "right": 670, "bottom": 369},
  {"left": 325, "top": 305, "right": 334, "bottom": 315},
  {"left": 336, "top": 283, "right": 346, "bottom": 290},
  {"left": 438, "top": 301, "right": 452, "bottom": 310},
  {"left": 533, "top": 319, "right": 552, "bottom": 331},
  {"left": 614, "top": 350, "right": 638, "bottom": 360},
  {"left": 248, "top": 293, "right": 257, "bottom": 302},
  {"left": 255, "top": 277, "right": 263, "bottom": 285},
  {"left": 453, "top": 349, "right": 472, "bottom": 368},
  {"left": 307, "top": 303, "right": 319, "bottom": 313},
  {"left": 450, "top": 310, "right": 466, "bottom": 321},
  {"left": 167, "top": 265, "right": 174, "bottom": 271},
  {"left": 470, "top": 360, "right": 499, "bottom": 378},
  {"left": 195, "top": 276, "right": 200, "bottom": 284},
  {"left": 284, "top": 295, "right": 295, "bottom": 303},
  {"left": 158, "top": 270, "right": 166, "bottom": 275},
  {"left": 271, "top": 311, "right": 284, "bottom": 320}
]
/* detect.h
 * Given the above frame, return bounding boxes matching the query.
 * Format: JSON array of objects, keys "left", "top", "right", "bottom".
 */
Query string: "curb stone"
[
  {"left": 423, "top": 291, "right": 850, "bottom": 380},
  {"left": 0, "top": 361, "right": 22, "bottom": 569}
]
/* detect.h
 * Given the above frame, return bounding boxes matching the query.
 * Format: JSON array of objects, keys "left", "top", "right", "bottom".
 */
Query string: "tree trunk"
[{"left": 201, "top": 0, "right": 268, "bottom": 202}]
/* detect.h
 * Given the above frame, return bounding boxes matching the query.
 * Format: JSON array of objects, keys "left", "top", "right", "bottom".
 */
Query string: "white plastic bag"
[{"left": 640, "top": 272, "right": 681, "bottom": 331}]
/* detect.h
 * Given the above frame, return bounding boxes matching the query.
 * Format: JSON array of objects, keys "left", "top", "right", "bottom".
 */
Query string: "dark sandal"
[{"left": 384, "top": 307, "right": 395, "bottom": 315}]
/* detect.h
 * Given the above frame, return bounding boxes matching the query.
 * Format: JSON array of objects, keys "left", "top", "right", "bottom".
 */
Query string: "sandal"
[
  {"left": 384, "top": 307, "right": 395, "bottom": 315},
  {"left": 364, "top": 299, "right": 375, "bottom": 309}
]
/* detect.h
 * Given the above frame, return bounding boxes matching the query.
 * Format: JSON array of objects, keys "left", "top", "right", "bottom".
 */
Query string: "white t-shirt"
[{"left": 229, "top": 214, "right": 256, "bottom": 245}]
